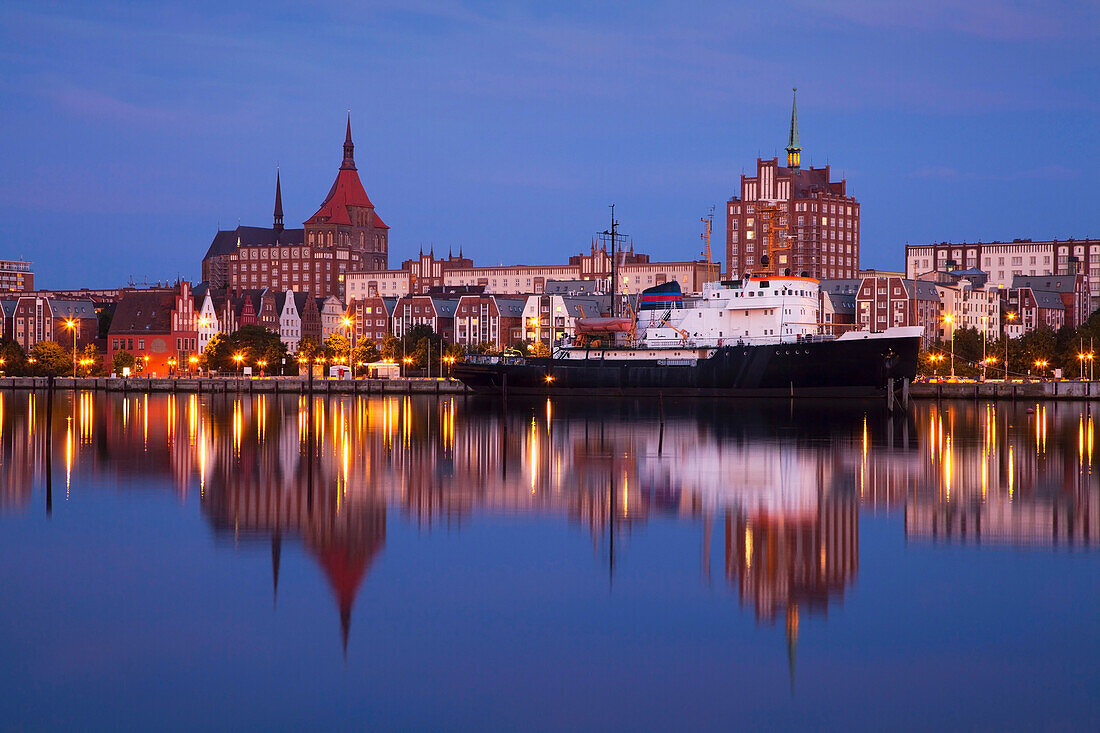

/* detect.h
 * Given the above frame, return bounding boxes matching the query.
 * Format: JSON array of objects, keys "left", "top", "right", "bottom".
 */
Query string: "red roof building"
[{"left": 107, "top": 281, "right": 197, "bottom": 375}]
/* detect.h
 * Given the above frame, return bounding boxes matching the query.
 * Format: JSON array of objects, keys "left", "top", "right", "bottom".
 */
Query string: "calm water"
[{"left": 0, "top": 390, "right": 1097, "bottom": 731}]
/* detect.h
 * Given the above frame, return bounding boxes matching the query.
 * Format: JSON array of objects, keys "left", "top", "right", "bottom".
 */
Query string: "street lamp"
[
  {"left": 257, "top": 359, "right": 267, "bottom": 377},
  {"left": 233, "top": 352, "right": 244, "bottom": 376},
  {"left": 1035, "top": 359, "right": 1048, "bottom": 380},
  {"left": 402, "top": 356, "right": 412, "bottom": 378},
  {"left": 943, "top": 314, "right": 955, "bottom": 378},
  {"left": 167, "top": 357, "right": 176, "bottom": 376},
  {"left": 1004, "top": 311, "right": 1017, "bottom": 380},
  {"left": 189, "top": 355, "right": 198, "bottom": 374},
  {"left": 142, "top": 355, "right": 150, "bottom": 377},
  {"left": 443, "top": 355, "right": 455, "bottom": 379},
  {"left": 64, "top": 318, "right": 77, "bottom": 377}
]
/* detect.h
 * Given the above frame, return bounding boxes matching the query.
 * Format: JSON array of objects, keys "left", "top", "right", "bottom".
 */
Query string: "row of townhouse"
[
  {"left": 820, "top": 271, "right": 1090, "bottom": 348},
  {"left": 0, "top": 295, "right": 99, "bottom": 352},
  {"left": 194, "top": 285, "right": 346, "bottom": 355}
]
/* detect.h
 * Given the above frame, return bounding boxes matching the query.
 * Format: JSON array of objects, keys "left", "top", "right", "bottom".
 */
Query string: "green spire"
[{"left": 785, "top": 87, "right": 801, "bottom": 169}]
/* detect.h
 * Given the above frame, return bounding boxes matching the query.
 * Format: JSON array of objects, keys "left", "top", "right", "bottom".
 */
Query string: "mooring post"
[
  {"left": 886, "top": 378, "right": 894, "bottom": 413},
  {"left": 902, "top": 378, "right": 910, "bottom": 410},
  {"left": 45, "top": 374, "right": 54, "bottom": 516}
]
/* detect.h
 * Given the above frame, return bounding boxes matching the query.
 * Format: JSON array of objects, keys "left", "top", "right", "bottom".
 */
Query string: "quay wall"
[
  {"left": 0, "top": 376, "right": 470, "bottom": 396},
  {"left": 909, "top": 380, "right": 1100, "bottom": 401}
]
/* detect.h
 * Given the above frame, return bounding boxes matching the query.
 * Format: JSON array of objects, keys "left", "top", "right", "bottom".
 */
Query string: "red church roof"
[
  {"left": 305, "top": 117, "right": 387, "bottom": 229},
  {"left": 306, "top": 168, "right": 375, "bottom": 226}
]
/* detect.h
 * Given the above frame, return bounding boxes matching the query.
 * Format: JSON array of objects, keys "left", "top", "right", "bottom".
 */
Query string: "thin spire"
[
  {"left": 341, "top": 111, "right": 356, "bottom": 170},
  {"left": 273, "top": 166, "right": 284, "bottom": 233},
  {"left": 786, "top": 88, "right": 802, "bottom": 169}
]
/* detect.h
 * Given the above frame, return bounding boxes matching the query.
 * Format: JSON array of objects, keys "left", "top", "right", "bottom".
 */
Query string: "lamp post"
[
  {"left": 1004, "top": 311, "right": 1016, "bottom": 380},
  {"left": 64, "top": 318, "right": 77, "bottom": 377},
  {"left": 1035, "top": 359, "right": 1048, "bottom": 381},
  {"left": 443, "top": 355, "right": 455, "bottom": 379},
  {"left": 233, "top": 352, "right": 244, "bottom": 377},
  {"left": 257, "top": 359, "right": 267, "bottom": 377},
  {"left": 142, "top": 355, "right": 150, "bottom": 377},
  {"left": 943, "top": 314, "right": 955, "bottom": 378},
  {"left": 402, "top": 356, "right": 412, "bottom": 378},
  {"left": 167, "top": 357, "right": 176, "bottom": 376},
  {"left": 189, "top": 355, "right": 198, "bottom": 374},
  {"left": 981, "top": 315, "right": 987, "bottom": 381}
]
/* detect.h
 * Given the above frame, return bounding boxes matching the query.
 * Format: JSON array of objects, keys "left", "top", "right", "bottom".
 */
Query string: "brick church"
[{"left": 201, "top": 117, "right": 389, "bottom": 297}]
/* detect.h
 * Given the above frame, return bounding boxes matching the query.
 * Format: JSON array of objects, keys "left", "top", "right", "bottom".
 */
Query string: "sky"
[{"left": 0, "top": 0, "right": 1097, "bottom": 289}]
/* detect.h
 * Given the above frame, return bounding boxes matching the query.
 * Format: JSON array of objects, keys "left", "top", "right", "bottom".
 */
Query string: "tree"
[
  {"left": 298, "top": 335, "right": 322, "bottom": 362},
  {"left": 0, "top": 339, "right": 26, "bottom": 375},
  {"left": 379, "top": 334, "right": 401, "bottom": 362},
  {"left": 202, "top": 332, "right": 231, "bottom": 372},
  {"left": 324, "top": 333, "right": 350, "bottom": 363},
  {"left": 29, "top": 341, "right": 71, "bottom": 376},
  {"left": 80, "top": 343, "right": 105, "bottom": 376},
  {"left": 113, "top": 350, "right": 137, "bottom": 374},
  {"left": 352, "top": 342, "right": 379, "bottom": 366}
]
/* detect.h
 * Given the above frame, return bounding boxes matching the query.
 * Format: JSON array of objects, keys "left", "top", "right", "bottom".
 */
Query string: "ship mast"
[{"left": 600, "top": 205, "right": 627, "bottom": 318}]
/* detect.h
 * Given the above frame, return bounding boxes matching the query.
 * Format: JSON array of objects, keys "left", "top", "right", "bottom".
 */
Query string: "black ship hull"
[{"left": 454, "top": 334, "right": 921, "bottom": 397}]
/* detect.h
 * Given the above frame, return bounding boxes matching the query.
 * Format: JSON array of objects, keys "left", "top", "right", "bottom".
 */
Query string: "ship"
[{"left": 452, "top": 275, "right": 922, "bottom": 397}]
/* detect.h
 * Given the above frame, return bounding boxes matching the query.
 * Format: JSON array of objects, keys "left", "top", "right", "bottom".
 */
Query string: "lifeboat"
[{"left": 575, "top": 317, "right": 634, "bottom": 334}]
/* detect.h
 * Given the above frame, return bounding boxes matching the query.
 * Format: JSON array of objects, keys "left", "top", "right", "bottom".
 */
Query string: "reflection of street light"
[
  {"left": 943, "top": 314, "right": 955, "bottom": 378},
  {"left": 343, "top": 315, "right": 355, "bottom": 379}
]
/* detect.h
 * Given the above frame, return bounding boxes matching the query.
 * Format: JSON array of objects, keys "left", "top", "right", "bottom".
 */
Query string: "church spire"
[
  {"left": 341, "top": 112, "right": 356, "bottom": 171},
  {"left": 273, "top": 167, "right": 284, "bottom": 233},
  {"left": 786, "top": 88, "right": 802, "bottom": 169}
]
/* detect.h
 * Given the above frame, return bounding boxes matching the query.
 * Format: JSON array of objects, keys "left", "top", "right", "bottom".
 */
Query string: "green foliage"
[
  {"left": 0, "top": 339, "right": 26, "bottom": 375},
  {"left": 203, "top": 325, "right": 286, "bottom": 373},
  {"left": 351, "top": 342, "right": 379, "bottom": 366},
  {"left": 297, "top": 336, "right": 322, "bottom": 361},
  {"left": 324, "top": 333, "right": 350, "bottom": 362},
  {"left": 29, "top": 341, "right": 71, "bottom": 376},
  {"left": 112, "top": 350, "right": 137, "bottom": 373},
  {"left": 379, "top": 334, "right": 401, "bottom": 361},
  {"left": 80, "top": 343, "right": 106, "bottom": 376}
]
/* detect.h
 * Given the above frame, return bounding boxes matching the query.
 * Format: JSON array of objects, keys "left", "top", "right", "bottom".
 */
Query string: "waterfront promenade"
[{"left": 0, "top": 376, "right": 470, "bottom": 395}]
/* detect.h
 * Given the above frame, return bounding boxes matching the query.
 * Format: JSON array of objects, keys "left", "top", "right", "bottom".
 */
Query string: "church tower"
[{"left": 785, "top": 88, "right": 802, "bottom": 170}]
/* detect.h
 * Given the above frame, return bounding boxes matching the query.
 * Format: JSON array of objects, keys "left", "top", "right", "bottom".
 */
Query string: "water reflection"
[{"left": 1, "top": 391, "right": 1098, "bottom": 653}]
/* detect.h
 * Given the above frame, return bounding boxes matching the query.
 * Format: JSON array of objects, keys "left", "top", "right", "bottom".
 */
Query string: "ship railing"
[{"left": 461, "top": 355, "right": 528, "bottom": 366}]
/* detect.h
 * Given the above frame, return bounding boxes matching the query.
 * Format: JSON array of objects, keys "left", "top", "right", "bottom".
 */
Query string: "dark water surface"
[{"left": 0, "top": 391, "right": 1097, "bottom": 731}]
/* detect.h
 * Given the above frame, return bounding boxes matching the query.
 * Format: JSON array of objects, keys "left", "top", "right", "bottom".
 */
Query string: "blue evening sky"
[{"left": 0, "top": 0, "right": 1097, "bottom": 288}]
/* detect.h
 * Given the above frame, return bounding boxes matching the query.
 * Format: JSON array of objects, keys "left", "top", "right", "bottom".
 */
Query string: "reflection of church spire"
[
  {"left": 271, "top": 534, "right": 282, "bottom": 609},
  {"left": 786, "top": 604, "right": 799, "bottom": 694}
]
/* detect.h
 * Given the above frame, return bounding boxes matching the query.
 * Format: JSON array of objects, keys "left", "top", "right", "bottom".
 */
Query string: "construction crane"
[
  {"left": 700, "top": 206, "right": 715, "bottom": 268},
  {"left": 755, "top": 200, "right": 793, "bottom": 277}
]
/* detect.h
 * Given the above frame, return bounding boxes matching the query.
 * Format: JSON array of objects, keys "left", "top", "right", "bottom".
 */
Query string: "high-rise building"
[
  {"left": 0, "top": 260, "right": 34, "bottom": 292},
  {"left": 726, "top": 90, "right": 860, "bottom": 280}
]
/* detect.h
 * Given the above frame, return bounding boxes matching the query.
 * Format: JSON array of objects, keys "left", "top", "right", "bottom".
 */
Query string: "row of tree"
[
  {"left": 1, "top": 323, "right": 554, "bottom": 378},
  {"left": 0, "top": 340, "right": 105, "bottom": 377},
  {"left": 920, "top": 310, "right": 1100, "bottom": 379}
]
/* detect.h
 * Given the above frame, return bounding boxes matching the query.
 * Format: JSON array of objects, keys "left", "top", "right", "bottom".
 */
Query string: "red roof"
[
  {"left": 306, "top": 168, "right": 375, "bottom": 226},
  {"left": 373, "top": 212, "right": 389, "bottom": 230}
]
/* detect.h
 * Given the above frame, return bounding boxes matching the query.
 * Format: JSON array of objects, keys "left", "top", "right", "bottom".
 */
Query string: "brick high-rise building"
[{"left": 726, "top": 90, "right": 860, "bottom": 280}]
